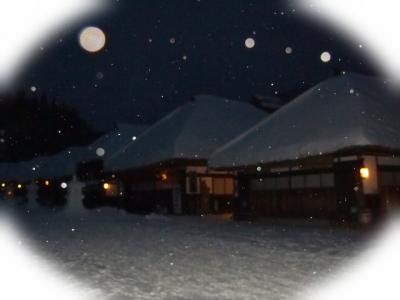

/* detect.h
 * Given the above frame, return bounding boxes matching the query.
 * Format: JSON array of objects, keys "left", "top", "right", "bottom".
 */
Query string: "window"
[
  {"left": 225, "top": 178, "right": 234, "bottom": 194},
  {"left": 251, "top": 179, "right": 264, "bottom": 191},
  {"left": 213, "top": 178, "right": 225, "bottom": 195},
  {"left": 291, "top": 176, "right": 304, "bottom": 189},
  {"left": 276, "top": 177, "right": 289, "bottom": 190},
  {"left": 213, "top": 177, "right": 234, "bottom": 195},
  {"left": 264, "top": 178, "right": 276, "bottom": 190},
  {"left": 251, "top": 178, "right": 276, "bottom": 191},
  {"left": 251, "top": 173, "right": 334, "bottom": 191},
  {"left": 186, "top": 175, "right": 200, "bottom": 194},
  {"left": 201, "top": 177, "right": 213, "bottom": 194},
  {"left": 305, "top": 174, "right": 321, "bottom": 188},
  {"left": 321, "top": 173, "right": 335, "bottom": 188},
  {"left": 104, "top": 183, "right": 119, "bottom": 197}
]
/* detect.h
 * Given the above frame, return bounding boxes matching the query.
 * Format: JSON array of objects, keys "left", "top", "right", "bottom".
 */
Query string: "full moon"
[
  {"left": 320, "top": 51, "right": 332, "bottom": 63},
  {"left": 245, "top": 38, "right": 255, "bottom": 49},
  {"left": 79, "top": 27, "right": 106, "bottom": 53}
]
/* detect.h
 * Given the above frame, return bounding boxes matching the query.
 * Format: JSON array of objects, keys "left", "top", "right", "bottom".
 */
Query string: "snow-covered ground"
[{"left": 0, "top": 200, "right": 367, "bottom": 300}]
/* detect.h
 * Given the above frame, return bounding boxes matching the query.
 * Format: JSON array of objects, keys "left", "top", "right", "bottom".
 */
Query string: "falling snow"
[
  {"left": 96, "top": 72, "right": 104, "bottom": 80},
  {"left": 96, "top": 147, "right": 105, "bottom": 157}
]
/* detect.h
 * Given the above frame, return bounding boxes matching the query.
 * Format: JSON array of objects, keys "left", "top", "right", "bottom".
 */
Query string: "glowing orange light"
[
  {"left": 103, "top": 183, "right": 110, "bottom": 190},
  {"left": 17, "top": 184, "right": 22, "bottom": 189},
  {"left": 1, "top": 182, "right": 5, "bottom": 188},
  {"left": 45, "top": 180, "right": 50, "bottom": 186},
  {"left": 161, "top": 173, "right": 168, "bottom": 181},
  {"left": 360, "top": 167, "right": 370, "bottom": 179}
]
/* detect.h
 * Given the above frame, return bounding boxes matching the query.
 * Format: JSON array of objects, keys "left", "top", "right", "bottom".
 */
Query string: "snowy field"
[{"left": 0, "top": 200, "right": 368, "bottom": 300}]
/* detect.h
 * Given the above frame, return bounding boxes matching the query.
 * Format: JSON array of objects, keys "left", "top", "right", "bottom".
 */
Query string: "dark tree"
[{"left": 0, "top": 90, "right": 101, "bottom": 162}]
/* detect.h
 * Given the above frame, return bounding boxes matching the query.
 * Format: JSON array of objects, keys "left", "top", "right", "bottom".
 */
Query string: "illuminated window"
[
  {"left": 360, "top": 167, "right": 370, "bottom": 179},
  {"left": 213, "top": 178, "right": 225, "bottom": 195},
  {"left": 202, "top": 177, "right": 213, "bottom": 194},
  {"left": 161, "top": 173, "right": 168, "bottom": 181},
  {"left": 103, "top": 182, "right": 119, "bottom": 197},
  {"left": 225, "top": 178, "right": 234, "bottom": 194},
  {"left": 213, "top": 178, "right": 234, "bottom": 195}
]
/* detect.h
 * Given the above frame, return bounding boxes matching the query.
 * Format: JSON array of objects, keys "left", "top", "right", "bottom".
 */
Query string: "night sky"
[{"left": 18, "top": 0, "right": 379, "bottom": 130}]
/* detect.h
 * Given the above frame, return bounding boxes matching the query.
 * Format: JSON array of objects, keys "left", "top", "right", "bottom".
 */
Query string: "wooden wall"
[{"left": 250, "top": 189, "right": 337, "bottom": 219}]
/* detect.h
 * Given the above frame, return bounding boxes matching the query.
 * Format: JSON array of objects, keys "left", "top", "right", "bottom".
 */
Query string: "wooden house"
[
  {"left": 209, "top": 74, "right": 400, "bottom": 224},
  {"left": 100, "top": 95, "right": 267, "bottom": 215}
]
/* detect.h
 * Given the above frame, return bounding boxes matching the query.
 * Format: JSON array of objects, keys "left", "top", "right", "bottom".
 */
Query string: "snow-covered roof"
[
  {"left": 209, "top": 74, "right": 400, "bottom": 168},
  {"left": 19, "top": 156, "right": 49, "bottom": 181},
  {"left": 104, "top": 95, "right": 267, "bottom": 171},
  {"left": 15, "top": 124, "right": 148, "bottom": 180},
  {"left": 0, "top": 124, "right": 148, "bottom": 182},
  {"left": 0, "top": 163, "right": 19, "bottom": 182},
  {"left": 31, "top": 147, "right": 89, "bottom": 179},
  {"left": 0, "top": 155, "right": 51, "bottom": 182},
  {"left": 0, "top": 160, "right": 35, "bottom": 182},
  {"left": 86, "top": 123, "right": 148, "bottom": 160}
]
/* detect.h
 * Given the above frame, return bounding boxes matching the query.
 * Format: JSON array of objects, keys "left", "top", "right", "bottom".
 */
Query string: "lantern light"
[
  {"left": 17, "top": 184, "right": 22, "bottom": 189},
  {"left": 45, "top": 180, "right": 50, "bottom": 186},
  {"left": 1, "top": 182, "right": 5, "bottom": 188},
  {"left": 161, "top": 173, "right": 168, "bottom": 181},
  {"left": 103, "top": 183, "right": 110, "bottom": 190},
  {"left": 360, "top": 167, "right": 370, "bottom": 179}
]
